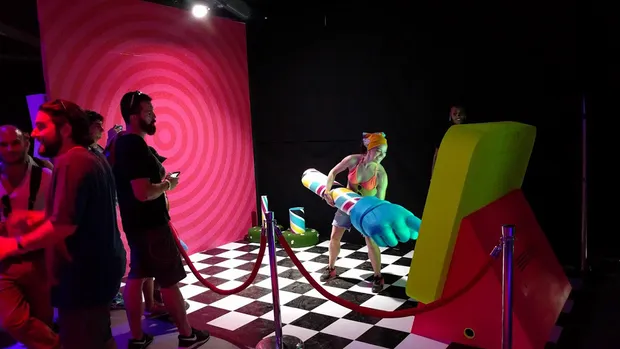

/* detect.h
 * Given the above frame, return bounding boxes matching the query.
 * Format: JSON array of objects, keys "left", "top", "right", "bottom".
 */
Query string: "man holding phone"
[{"left": 111, "top": 91, "right": 209, "bottom": 349}]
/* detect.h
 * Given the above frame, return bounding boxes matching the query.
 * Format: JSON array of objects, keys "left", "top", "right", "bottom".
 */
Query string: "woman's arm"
[
  {"left": 325, "top": 155, "right": 358, "bottom": 192},
  {"left": 375, "top": 166, "right": 388, "bottom": 200}
]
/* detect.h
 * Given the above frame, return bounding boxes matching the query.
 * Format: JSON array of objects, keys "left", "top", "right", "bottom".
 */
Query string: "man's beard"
[
  {"left": 39, "top": 136, "right": 63, "bottom": 158},
  {"left": 140, "top": 118, "right": 156, "bottom": 136}
]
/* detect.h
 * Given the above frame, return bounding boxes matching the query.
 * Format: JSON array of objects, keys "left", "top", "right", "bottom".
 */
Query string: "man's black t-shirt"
[
  {"left": 47, "top": 147, "right": 126, "bottom": 308},
  {"left": 113, "top": 134, "right": 169, "bottom": 232}
]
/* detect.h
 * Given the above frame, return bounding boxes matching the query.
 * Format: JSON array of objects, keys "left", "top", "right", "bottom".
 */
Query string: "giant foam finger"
[{"left": 392, "top": 219, "right": 411, "bottom": 243}]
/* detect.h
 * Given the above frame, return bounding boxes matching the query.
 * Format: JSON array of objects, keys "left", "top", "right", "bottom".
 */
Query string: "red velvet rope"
[
  {"left": 169, "top": 222, "right": 267, "bottom": 295},
  {"left": 278, "top": 234, "right": 497, "bottom": 318}
]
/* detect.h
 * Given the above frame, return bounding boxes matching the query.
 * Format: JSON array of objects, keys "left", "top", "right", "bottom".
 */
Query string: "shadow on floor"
[
  {"left": 0, "top": 309, "right": 246, "bottom": 349},
  {"left": 557, "top": 262, "right": 620, "bottom": 349}
]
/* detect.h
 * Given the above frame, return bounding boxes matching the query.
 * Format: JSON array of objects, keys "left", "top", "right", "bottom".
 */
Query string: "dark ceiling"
[
  {"left": 0, "top": 0, "right": 267, "bottom": 62},
  {"left": 0, "top": 0, "right": 40, "bottom": 61}
]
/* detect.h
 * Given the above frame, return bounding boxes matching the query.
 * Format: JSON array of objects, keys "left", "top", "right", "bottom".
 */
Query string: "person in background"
[
  {"left": 432, "top": 106, "right": 467, "bottom": 173},
  {"left": 112, "top": 91, "right": 209, "bottom": 349},
  {"left": 84, "top": 111, "right": 130, "bottom": 311},
  {"left": 0, "top": 125, "right": 58, "bottom": 348},
  {"left": 0, "top": 99, "right": 127, "bottom": 349},
  {"left": 320, "top": 132, "right": 388, "bottom": 293},
  {"left": 86, "top": 110, "right": 106, "bottom": 154},
  {"left": 106, "top": 125, "right": 189, "bottom": 316}
]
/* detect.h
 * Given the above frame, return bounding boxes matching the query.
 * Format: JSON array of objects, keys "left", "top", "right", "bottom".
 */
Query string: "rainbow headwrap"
[{"left": 362, "top": 132, "right": 387, "bottom": 150}]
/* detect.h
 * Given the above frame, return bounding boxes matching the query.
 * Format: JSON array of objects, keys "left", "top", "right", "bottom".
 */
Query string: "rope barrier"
[
  {"left": 167, "top": 221, "right": 498, "bottom": 318},
  {"left": 166, "top": 209, "right": 513, "bottom": 348},
  {"left": 169, "top": 222, "right": 267, "bottom": 295},
  {"left": 277, "top": 231, "right": 498, "bottom": 318}
]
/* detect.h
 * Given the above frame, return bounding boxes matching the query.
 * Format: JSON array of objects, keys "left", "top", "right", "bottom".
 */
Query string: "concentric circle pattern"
[{"left": 37, "top": 0, "right": 256, "bottom": 254}]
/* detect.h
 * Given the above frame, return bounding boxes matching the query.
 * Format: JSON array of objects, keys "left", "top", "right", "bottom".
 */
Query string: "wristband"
[{"left": 164, "top": 180, "right": 172, "bottom": 191}]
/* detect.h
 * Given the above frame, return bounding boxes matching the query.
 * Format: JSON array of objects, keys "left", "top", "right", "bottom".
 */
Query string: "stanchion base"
[{"left": 256, "top": 335, "right": 303, "bottom": 349}]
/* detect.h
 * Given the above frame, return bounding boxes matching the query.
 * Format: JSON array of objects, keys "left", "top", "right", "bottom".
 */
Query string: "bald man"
[{"left": 0, "top": 125, "right": 59, "bottom": 348}]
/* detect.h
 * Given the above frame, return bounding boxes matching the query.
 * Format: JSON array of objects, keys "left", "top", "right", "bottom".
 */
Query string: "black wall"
[
  {"left": 0, "top": 0, "right": 46, "bottom": 131},
  {"left": 0, "top": 1, "right": 587, "bottom": 268},
  {"left": 247, "top": 2, "right": 581, "bottom": 266}
]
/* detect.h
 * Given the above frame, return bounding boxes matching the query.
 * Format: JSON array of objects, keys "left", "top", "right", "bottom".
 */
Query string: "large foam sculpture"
[
  {"left": 301, "top": 169, "right": 420, "bottom": 247},
  {"left": 407, "top": 122, "right": 572, "bottom": 349}
]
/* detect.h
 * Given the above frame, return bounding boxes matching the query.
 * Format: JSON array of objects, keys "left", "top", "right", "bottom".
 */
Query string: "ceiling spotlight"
[{"left": 192, "top": 3, "right": 210, "bottom": 18}]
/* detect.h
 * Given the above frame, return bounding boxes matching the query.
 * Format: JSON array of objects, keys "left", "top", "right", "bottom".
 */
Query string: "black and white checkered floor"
[
  {"left": 114, "top": 239, "right": 576, "bottom": 349},
  {"left": 0, "top": 239, "right": 577, "bottom": 349}
]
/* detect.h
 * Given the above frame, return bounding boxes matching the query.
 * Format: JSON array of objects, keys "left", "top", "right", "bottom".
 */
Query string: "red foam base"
[{"left": 411, "top": 189, "right": 571, "bottom": 349}]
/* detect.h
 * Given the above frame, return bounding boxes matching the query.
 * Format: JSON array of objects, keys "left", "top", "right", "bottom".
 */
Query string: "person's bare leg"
[
  {"left": 123, "top": 278, "right": 145, "bottom": 339},
  {"left": 142, "top": 278, "right": 155, "bottom": 310},
  {"left": 328, "top": 227, "right": 346, "bottom": 269},
  {"left": 365, "top": 237, "right": 382, "bottom": 276},
  {"left": 159, "top": 283, "right": 192, "bottom": 336},
  {"left": 104, "top": 337, "right": 119, "bottom": 349}
]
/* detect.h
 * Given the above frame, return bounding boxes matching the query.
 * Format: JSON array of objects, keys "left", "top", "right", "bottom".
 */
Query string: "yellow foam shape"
[{"left": 406, "top": 122, "right": 536, "bottom": 303}]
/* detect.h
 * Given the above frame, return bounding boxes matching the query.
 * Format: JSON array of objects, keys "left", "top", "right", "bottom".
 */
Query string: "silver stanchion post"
[
  {"left": 256, "top": 212, "right": 304, "bottom": 349},
  {"left": 501, "top": 224, "right": 515, "bottom": 349}
]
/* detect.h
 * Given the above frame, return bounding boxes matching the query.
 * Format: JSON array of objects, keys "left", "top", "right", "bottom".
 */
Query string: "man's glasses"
[
  {"left": 1, "top": 195, "right": 11, "bottom": 220},
  {"left": 129, "top": 91, "right": 143, "bottom": 111}
]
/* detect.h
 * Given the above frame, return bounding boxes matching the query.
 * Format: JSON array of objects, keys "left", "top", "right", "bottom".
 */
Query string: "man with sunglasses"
[
  {"left": 111, "top": 91, "right": 209, "bottom": 349},
  {"left": 0, "top": 125, "right": 58, "bottom": 348},
  {"left": 0, "top": 100, "right": 127, "bottom": 349}
]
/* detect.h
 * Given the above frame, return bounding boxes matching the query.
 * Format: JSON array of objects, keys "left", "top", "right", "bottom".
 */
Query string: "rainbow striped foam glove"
[{"left": 349, "top": 196, "right": 421, "bottom": 247}]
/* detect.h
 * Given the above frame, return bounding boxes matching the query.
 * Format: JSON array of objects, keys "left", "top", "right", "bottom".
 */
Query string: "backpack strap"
[
  {"left": 28, "top": 164, "right": 43, "bottom": 211},
  {"left": 31, "top": 157, "right": 45, "bottom": 168}
]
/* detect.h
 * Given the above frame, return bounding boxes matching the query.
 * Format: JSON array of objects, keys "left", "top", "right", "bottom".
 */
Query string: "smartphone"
[{"left": 169, "top": 171, "right": 180, "bottom": 178}]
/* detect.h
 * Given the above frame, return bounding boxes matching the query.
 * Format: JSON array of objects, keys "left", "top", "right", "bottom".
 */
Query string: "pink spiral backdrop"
[{"left": 37, "top": 0, "right": 256, "bottom": 256}]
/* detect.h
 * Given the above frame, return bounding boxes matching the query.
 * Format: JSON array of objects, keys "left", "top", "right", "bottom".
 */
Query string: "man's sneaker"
[
  {"left": 128, "top": 334, "right": 154, "bottom": 349},
  {"left": 110, "top": 292, "right": 125, "bottom": 310},
  {"left": 320, "top": 267, "right": 337, "bottom": 282},
  {"left": 178, "top": 328, "right": 210, "bottom": 348},
  {"left": 372, "top": 275, "right": 384, "bottom": 293}
]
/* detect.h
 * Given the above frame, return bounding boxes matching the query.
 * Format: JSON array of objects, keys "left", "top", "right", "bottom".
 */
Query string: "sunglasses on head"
[
  {"left": 53, "top": 99, "right": 67, "bottom": 111},
  {"left": 129, "top": 91, "right": 143, "bottom": 111}
]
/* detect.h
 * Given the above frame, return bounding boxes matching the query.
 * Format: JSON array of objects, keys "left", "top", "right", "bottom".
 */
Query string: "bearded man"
[
  {"left": 110, "top": 91, "right": 209, "bottom": 349},
  {"left": 0, "top": 100, "right": 126, "bottom": 349}
]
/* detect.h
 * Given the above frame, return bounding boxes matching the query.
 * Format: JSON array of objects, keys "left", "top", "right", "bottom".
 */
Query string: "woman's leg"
[
  {"left": 142, "top": 278, "right": 155, "bottom": 310},
  {"left": 143, "top": 278, "right": 167, "bottom": 316},
  {"left": 328, "top": 226, "right": 347, "bottom": 269},
  {"left": 365, "top": 237, "right": 384, "bottom": 292},
  {"left": 320, "top": 225, "right": 346, "bottom": 281}
]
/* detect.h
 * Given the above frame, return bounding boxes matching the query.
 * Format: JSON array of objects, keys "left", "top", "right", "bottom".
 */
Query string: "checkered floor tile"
[
  {"left": 120, "top": 239, "right": 576, "bottom": 349},
  {"left": 174, "top": 240, "right": 431, "bottom": 349}
]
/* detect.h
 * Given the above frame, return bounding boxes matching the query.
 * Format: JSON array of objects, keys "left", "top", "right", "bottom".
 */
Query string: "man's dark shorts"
[{"left": 126, "top": 223, "right": 186, "bottom": 288}]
